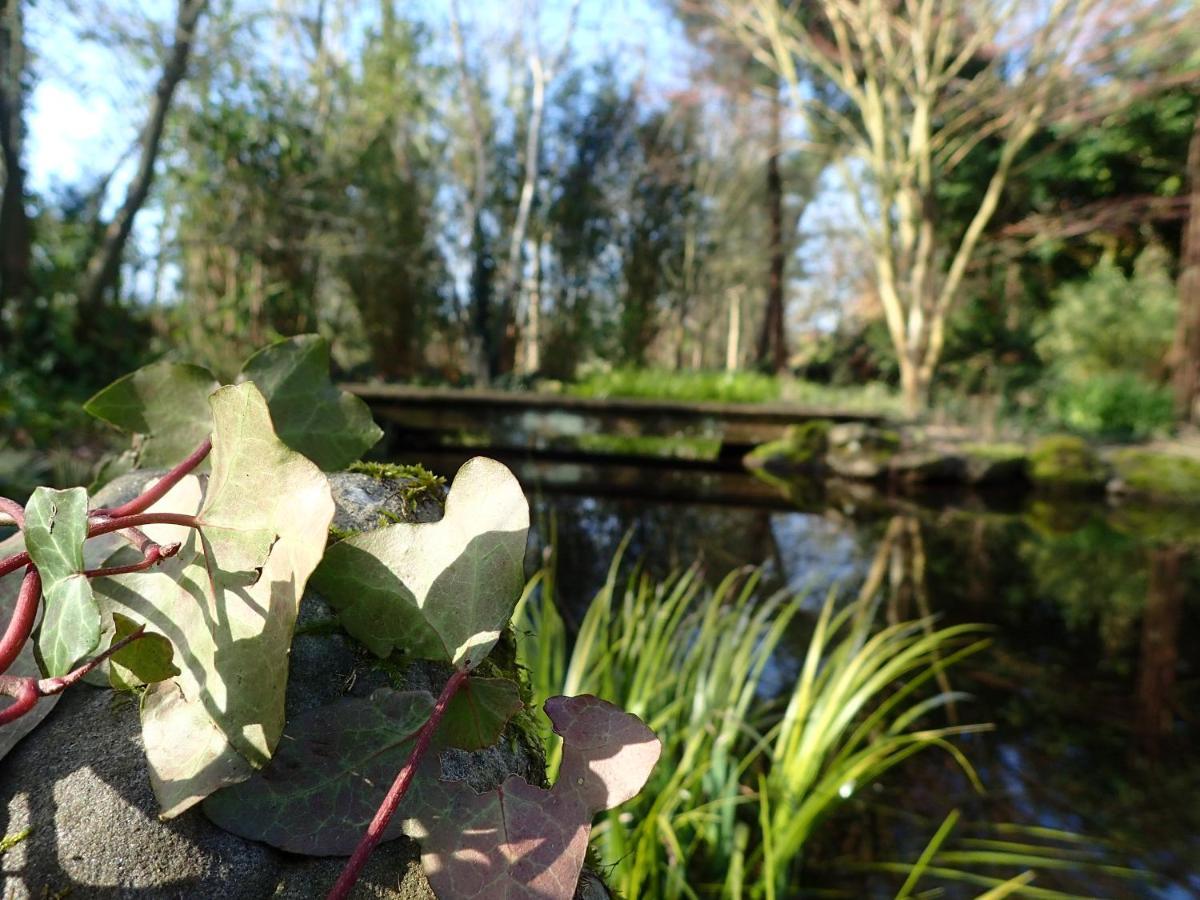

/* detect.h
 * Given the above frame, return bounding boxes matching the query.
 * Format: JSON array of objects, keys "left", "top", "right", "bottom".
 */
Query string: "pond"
[{"left": 402, "top": 450, "right": 1198, "bottom": 898}]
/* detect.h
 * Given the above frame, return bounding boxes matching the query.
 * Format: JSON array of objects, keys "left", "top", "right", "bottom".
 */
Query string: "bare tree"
[
  {"left": 0, "top": 0, "right": 31, "bottom": 339},
  {"left": 721, "top": 0, "right": 1199, "bottom": 413},
  {"left": 505, "top": 0, "right": 581, "bottom": 376},
  {"left": 77, "top": 0, "right": 208, "bottom": 316}
]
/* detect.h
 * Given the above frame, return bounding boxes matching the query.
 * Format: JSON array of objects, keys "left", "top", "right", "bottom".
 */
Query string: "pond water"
[{"left": 403, "top": 450, "right": 1198, "bottom": 898}]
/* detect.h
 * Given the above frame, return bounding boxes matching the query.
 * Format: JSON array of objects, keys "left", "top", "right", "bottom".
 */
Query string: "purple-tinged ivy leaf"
[
  {"left": 202, "top": 678, "right": 522, "bottom": 855},
  {"left": 405, "top": 695, "right": 662, "bottom": 900}
]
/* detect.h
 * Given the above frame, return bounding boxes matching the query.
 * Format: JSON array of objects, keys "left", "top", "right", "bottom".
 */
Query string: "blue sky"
[{"left": 24, "top": 0, "right": 689, "bottom": 195}]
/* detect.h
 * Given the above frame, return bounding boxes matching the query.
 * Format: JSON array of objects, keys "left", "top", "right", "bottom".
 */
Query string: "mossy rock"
[
  {"left": 1029, "top": 435, "right": 1108, "bottom": 493},
  {"left": 1108, "top": 448, "right": 1200, "bottom": 504},
  {"left": 743, "top": 420, "right": 831, "bottom": 475},
  {"left": 961, "top": 442, "right": 1028, "bottom": 486}
]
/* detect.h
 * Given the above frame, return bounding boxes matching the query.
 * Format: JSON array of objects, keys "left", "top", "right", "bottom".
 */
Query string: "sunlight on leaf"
[
  {"left": 92, "top": 383, "right": 334, "bottom": 816},
  {"left": 405, "top": 694, "right": 661, "bottom": 900},
  {"left": 312, "top": 457, "right": 529, "bottom": 669}
]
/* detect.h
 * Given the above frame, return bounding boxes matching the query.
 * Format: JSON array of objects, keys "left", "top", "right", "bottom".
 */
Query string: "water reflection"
[{"left": 404, "top": 451, "right": 1198, "bottom": 897}]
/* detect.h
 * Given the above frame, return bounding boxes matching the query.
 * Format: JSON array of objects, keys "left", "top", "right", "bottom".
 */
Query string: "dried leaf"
[
  {"left": 239, "top": 334, "right": 383, "bottom": 470},
  {"left": 24, "top": 487, "right": 100, "bottom": 675},
  {"left": 312, "top": 457, "right": 529, "bottom": 669},
  {"left": 406, "top": 695, "right": 662, "bottom": 900},
  {"left": 92, "top": 383, "right": 334, "bottom": 816},
  {"left": 203, "top": 678, "right": 522, "bottom": 855}
]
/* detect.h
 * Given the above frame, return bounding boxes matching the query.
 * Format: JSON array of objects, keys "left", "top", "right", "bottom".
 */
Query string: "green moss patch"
[
  {"left": 1029, "top": 434, "right": 1108, "bottom": 492},
  {"left": 744, "top": 420, "right": 831, "bottom": 472},
  {"left": 1110, "top": 448, "right": 1200, "bottom": 503}
]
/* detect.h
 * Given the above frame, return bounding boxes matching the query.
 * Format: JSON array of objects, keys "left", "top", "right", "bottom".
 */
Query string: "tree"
[
  {"left": 0, "top": 0, "right": 31, "bottom": 331},
  {"left": 78, "top": 0, "right": 209, "bottom": 317},
  {"left": 721, "top": 0, "right": 1199, "bottom": 413}
]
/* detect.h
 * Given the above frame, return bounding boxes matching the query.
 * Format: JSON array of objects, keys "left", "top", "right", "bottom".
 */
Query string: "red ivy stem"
[
  {"left": 87, "top": 512, "right": 200, "bottom": 538},
  {"left": 0, "top": 678, "right": 37, "bottom": 725},
  {"left": 0, "top": 497, "right": 25, "bottom": 528},
  {"left": 38, "top": 624, "right": 148, "bottom": 695},
  {"left": 90, "top": 436, "right": 213, "bottom": 519},
  {"left": 0, "top": 550, "right": 30, "bottom": 580},
  {"left": 327, "top": 667, "right": 471, "bottom": 900},
  {"left": 1, "top": 515, "right": 198, "bottom": 582},
  {"left": 0, "top": 567, "right": 41, "bottom": 675},
  {"left": 0, "top": 623, "right": 149, "bottom": 725},
  {"left": 84, "top": 540, "right": 180, "bottom": 578}
]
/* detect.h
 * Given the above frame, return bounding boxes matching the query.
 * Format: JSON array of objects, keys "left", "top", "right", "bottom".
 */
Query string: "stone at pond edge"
[
  {"left": 0, "top": 470, "right": 609, "bottom": 900},
  {"left": 960, "top": 443, "right": 1028, "bottom": 486},
  {"left": 1029, "top": 434, "right": 1108, "bottom": 493},
  {"left": 1107, "top": 448, "right": 1200, "bottom": 504},
  {"left": 743, "top": 420, "right": 831, "bottom": 477}
]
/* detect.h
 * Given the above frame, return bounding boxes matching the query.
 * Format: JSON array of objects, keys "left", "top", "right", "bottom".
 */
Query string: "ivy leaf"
[
  {"left": 0, "top": 478, "right": 169, "bottom": 761},
  {"left": 92, "top": 383, "right": 334, "bottom": 816},
  {"left": 312, "top": 457, "right": 529, "bottom": 669},
  {"left": 108, "top": 612, "right": 180, "bottom": 690},
  {"left": 202, "top": 678, "right": 522, "bottom": 855},
  {"left": 239, "top": 334, "right": 383, "bottom": 470},
  {"left": 24, "top": 487, "right": 100, "bottom": 676},
  {"left": 439, "top": 675, "right": 524, "bottom": 751},
  {"left": 83, "top": 362, "right": 219, "bottom": 469},
  {"left": 405, "top": 695, "right": 662, "bottom": 900}
]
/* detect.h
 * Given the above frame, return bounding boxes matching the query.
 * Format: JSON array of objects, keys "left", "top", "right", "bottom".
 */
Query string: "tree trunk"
[
  {"left": 898, "top": 353, "right": 929, "bottom": 418},
  {"left": 77, "top": 0, "right": 207, "bottom": 318},
  {"left": 0, "top": 0, "right": 31, "bottom": 347},
  {"left": 725, "top": 288, "right": 742, "bottom": 372},
  {"left": 1171, "top": 113, "right": 1200, "bottom": 423},
  {"left": 756, "top": 80, "right": 787, "bottom": 373}
]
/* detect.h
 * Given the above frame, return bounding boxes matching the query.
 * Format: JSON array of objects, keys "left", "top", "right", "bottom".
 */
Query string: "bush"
[
  {"left": 1047, "top": 371, "right": 1175, "bottom": 439},
  {"left": 1038, "top": 246, "right": 1177, "bottom": 382}
]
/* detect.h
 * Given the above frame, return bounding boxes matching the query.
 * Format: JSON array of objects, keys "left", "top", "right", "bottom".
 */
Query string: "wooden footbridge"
[{"left": 346, "top": 383, "right": 886, "bottom": 468}]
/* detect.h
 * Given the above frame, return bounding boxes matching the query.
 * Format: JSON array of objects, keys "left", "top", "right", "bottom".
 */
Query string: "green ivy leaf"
[
  {"left": 0, "top": 478, "right": 165, "bottom": 762},
  {"left": 405, "top": 695, "right": 662, "bottom": 900},
  {"left": 24, "top": 487, "right": 100, "bottom": 676},
  {"left": 83, "top": 362, "right": 220, "bottom": 469},
  {"left": 439, "top": 675, "right": 524, "bottom": 751},
  {"left": 239, "top": 334, "right": 383, "bottom": 470},
  {"left": 202, "top": 678, "right": 521, "bottom": 855},
  {"left": 311, "top": 457, "right": 529, "bottom": 669},
  {"left": 108, "top": 612, "right": 180, "bottom": 691},
  {"left": 93, "top": 383, "right": 334, "bottom": 816}
]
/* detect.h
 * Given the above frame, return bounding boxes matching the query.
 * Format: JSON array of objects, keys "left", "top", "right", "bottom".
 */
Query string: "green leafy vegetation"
[{"left": 514, "top": 546, "right": 1005, "bottom": 898}]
